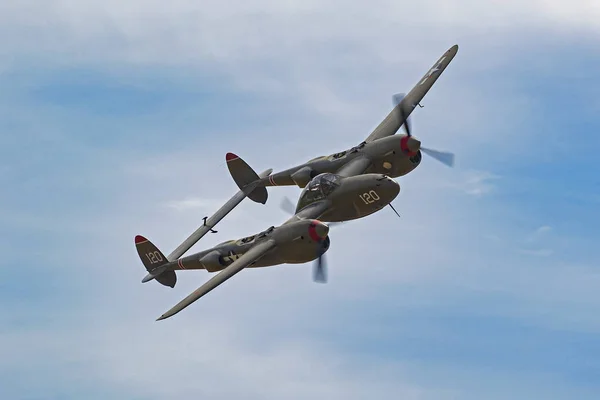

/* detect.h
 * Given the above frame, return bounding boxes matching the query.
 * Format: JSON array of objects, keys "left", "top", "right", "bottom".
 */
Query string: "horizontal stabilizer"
[{"left": 226, "top": 153, "right": 270, "bottom": 204}]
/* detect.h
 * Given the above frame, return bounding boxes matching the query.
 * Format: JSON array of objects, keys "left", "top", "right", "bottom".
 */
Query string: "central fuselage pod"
[
  {"left": 324, "top": 173, "right": 400, "bottom": 222},
  {"left": 294, "top": 172, "right": 400, "bottom": 223}
]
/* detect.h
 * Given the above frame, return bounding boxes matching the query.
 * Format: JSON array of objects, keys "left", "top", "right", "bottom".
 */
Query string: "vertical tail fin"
[
  {"left": 135, "top": 235, "right": 177, "bottom": 288},
  {"left": 226, "top": 153, "right": 270, "bottom": 204}
]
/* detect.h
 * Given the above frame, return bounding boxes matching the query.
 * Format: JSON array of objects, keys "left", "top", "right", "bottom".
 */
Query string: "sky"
[{"left": 1, "top": 1, "right": 600, "bottom": 399}]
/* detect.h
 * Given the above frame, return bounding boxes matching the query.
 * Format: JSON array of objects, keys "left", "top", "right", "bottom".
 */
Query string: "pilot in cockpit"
[{"left": 296, "top": 173, "right": 342, "bottom": 211}]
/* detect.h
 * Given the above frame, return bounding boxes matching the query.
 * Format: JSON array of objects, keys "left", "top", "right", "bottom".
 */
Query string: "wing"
[
  {"left": 157, "top": 239, "right": 277, "bottom": 320},
  {"left": 336, "top": 156, "right": 372, "bottom": 178},
  {"left": 166, "top": 168, "right": 273, "bottom": 261},
  {"left": 364, "top": 45, "right": 458, "bottom": 143}
]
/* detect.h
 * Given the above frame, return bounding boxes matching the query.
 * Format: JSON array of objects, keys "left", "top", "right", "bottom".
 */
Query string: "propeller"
[
  {"left": 392, "top": 93, "right": 455, "bottom": 168},
  {"left": 313, "top": 235, "right": 329, "bottom": 283},
  {"left": 282, "top": 203, "right": 332, "bottom": 283},
  {"left": 280, "top": 196, "right": 297, "bottom": 215},
  {"left": 393, "top": 93, "right": 411, "bottom": 137},
  {"left": 420, "top": 148, "right": 454, "bottom": 167}
]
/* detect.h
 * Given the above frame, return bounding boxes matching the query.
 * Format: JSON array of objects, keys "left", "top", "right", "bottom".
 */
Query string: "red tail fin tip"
[
  {"left": 135, "top": 235, "right": 148, "bottom": 244},
  {"left": 226, "top": 153, "right": 239, "bottom": 162}
]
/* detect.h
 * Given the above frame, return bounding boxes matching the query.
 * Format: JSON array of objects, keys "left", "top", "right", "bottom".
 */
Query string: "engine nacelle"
[
  {"left": 291, "top": 167, "right": 316, "bottom": 188},
  {"left": 199, "top": 250, "right": 226, "bottom": 272}
]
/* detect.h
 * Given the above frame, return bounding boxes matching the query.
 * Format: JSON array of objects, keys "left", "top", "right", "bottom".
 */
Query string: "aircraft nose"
[
  {"left": 407, "top": 137, "right": 421, "bottom": 152},
  {"left": 309, "top": 220, "right": 329, "bottom": 241},
  {"left": 401, "top": 135, "right": 421, "bottom": 154},
  {"left": 388, "top": 177, "right": 400, "bottom": 196}
]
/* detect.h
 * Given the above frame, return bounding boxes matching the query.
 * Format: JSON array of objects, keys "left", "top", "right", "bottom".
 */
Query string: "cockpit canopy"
[{"left": 296, "top": 173, "right": 342, "bottom": 212}]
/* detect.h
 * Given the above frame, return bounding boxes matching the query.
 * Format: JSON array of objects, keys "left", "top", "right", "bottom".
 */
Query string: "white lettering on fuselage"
[{"left": 358, "top": 190, "right": 381, "bottom": 205}]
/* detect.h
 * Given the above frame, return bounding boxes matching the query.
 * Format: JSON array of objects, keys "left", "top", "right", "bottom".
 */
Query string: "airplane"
[
  {"left": 252, "top": 44, "right": 459, "bottom": 190},
  {"left": 136, "top": 153, "right": 401, "bottom": 320},
  {"left": 133, "top": 46, "right": 459, "bottom": 320}
]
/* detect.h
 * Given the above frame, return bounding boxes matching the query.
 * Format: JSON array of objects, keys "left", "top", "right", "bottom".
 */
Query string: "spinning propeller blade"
[
  {"left": 313, "top": 235, "right": 329, "bottom": 283},
  {"left": 280, "top": 197, "right": 343, "bottom": 226},
  {"left": 420, "top": 147, "right": 455, "bottom": 167},
  {"left": 392, "top": 94, "right": 454, "bottom": 168},
  {"left": 393, "top": 93, "right": 411, "bottom": 137},
  {"left": 280, "top": 196, "right": 296, "bottom": 215},
  {"left": 313, "top": 252, "right": 327, "bottom": 283}
]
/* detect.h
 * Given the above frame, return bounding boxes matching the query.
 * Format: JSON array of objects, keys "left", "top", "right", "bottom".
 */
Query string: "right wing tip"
[{"left": 156, "top": 314, "right": 169, "bottom": 321}]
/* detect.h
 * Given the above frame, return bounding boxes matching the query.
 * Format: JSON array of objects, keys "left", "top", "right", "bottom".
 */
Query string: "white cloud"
[
  {"left": 441, "top": 170, "right": 500, "bottom": 196},
  {"left": 517, "top": 225, "right": 554, "bottom": 256},
  {"left": 524, "top": 225, "right": 553, "bottom": 243},
  {"left": 518, "top": 248, "right": 554, "bottom": 257},
  {"left": 164, "top": 197, "right": 224, "bottom": 212},
  {"left": 0, "top": 320, "right": 427, "bottom": 400},
  {"left": 535, "top": 225, "right": 552, "bottom": 235}
]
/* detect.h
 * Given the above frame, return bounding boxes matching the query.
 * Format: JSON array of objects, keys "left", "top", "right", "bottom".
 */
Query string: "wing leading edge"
[
  {"left": 157, "top": 239, "right": 277, "bottom": 320},
  {"left": 364, "top": 44, "right": 458, "bottom": 143}
]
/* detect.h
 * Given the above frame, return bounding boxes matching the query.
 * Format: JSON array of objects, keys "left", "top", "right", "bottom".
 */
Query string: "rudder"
[
  {"left": 226, "top": 153, "right": 269, "bottom": 204},
  {"left": 134, "top": 235, "right": 176, "bottom": 288}
]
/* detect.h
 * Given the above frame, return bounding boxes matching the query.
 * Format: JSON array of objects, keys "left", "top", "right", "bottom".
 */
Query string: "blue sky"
[{"left": 1, "top": 1, "right": 600, "bottom": 399}]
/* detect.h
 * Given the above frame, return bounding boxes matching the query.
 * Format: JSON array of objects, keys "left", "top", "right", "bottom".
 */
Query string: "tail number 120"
[
  {"left": 145, "top": 251, "right": 164, "bottom": 264},
  {"left": 359, "top": 190, "right": 380, "bottom": 205}
]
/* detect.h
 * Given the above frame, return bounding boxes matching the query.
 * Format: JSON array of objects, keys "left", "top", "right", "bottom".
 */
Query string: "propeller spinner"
[
  {"left": 280, "top": 207, "right": 333, "bottom": 283},
  {"left": 393, "top": 93, "right": 455, "bottom": 167}
]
